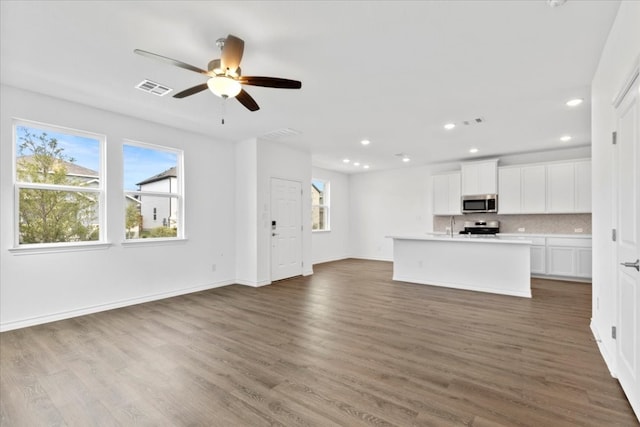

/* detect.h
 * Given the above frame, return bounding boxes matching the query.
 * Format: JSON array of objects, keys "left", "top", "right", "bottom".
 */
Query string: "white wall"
[
  {"left": 311, "top": 167, "right": 350, "bottom": 264},
  {"left": 591, "top": 1, "right": 640, "bottom": 373},
  {"left": 0, "top": 85, "right": 237, "bottom": 331},
  {"left": 349, "top": 165, "right": 434, "bottom": 261},
  {"left": 234, "top": 138, "right": 259, "bottom": 286}
]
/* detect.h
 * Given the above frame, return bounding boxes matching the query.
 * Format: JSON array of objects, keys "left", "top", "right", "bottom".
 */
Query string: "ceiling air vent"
[
  {"left": 135, "top": 79, "right": 172, "bottom": 96},
  {"left": 261, "top": 128, "right": 302, "bottom": 140},
  {"left": 462, "top": 117, "right": 485, "bottom": 126}
]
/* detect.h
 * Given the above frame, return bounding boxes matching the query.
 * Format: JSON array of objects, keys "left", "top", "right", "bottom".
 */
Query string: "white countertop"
[
  {"left": 497, "top": 233, "right": 592, "bottom": 239},
  {"left": 387, "top": 234, "right": 533, "bottom": 245}
]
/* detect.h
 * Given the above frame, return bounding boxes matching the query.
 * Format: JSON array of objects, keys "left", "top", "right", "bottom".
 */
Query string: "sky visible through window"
[
  {"left": 15, "top": 126, "right": 177, "bottom": 191},
  {"left": 123, "top": 144, "right": 177, "bottom": 191},
  {"left": 16, "top": 125, "right": 100, "bottom": 171},
  {"left": 312, "top": 179, "right": 325, "bottom": 192}
]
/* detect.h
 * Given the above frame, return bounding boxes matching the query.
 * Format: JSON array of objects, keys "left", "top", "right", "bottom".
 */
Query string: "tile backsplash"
[{"left": 433, "top": 213, "right": 592, "bottom": 235}]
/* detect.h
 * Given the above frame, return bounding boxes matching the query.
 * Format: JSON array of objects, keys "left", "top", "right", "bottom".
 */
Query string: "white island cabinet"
[{"left": 388, "top": 235, "right": 532, "bottom": 298}]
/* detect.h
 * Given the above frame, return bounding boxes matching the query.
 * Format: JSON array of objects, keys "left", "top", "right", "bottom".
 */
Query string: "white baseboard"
[
  {"left": 312, "top": 255, "right": 349, "bottom": 265},
  {"left": 393, "top": 275, "right": 532, "bottom": 298},
  {"left": 590, "top": 320, "right": 617, "bottom": 377},
  {"left": 236, "top": 279, "right": 271, "bottom": 287},
  {"left": 349, "top": 255, "right": 393, "bottom": 262},
  {"left": 0, "top": 279, "right": 236, "bottom": 332}
]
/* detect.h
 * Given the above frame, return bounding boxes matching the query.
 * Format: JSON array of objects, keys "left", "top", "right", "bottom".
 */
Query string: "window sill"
[
  {"left": 9, "top": 242, "right": 112, "bottom": 255},
  {"left": 121, "top": 237, "right": 188, "bottom": 248},
  {"left": 312, "top": 229, "right": 331, "bottom": 233}
]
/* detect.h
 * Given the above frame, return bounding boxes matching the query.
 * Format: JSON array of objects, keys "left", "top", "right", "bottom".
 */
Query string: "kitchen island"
[{"left": 387, "top": 234, "right": 532, "bottom": 298}]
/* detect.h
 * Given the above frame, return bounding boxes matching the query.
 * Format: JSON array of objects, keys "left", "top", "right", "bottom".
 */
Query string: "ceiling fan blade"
[
  {"left": 173, "top": 83, "right": 209, "bottom": 98},
  {"left": 221, "top": 35, "right": 244, "bottom": 73},
  {"left": 236, "top": 89, "right": 260, "bottom": 111},
  {"left": 134, "top": 49, "right": 211, "bottom": 76},
  {"left": 240, "top": 76, "right": 302, "bottom": 89}
]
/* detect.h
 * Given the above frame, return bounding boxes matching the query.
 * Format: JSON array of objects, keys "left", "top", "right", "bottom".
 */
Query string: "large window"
[
  {"left": 13, "top": 120, "right": 104, "bottom": 247},
  {"left": 123, "top": 141, "right": 183, "bottom": 240},
  {"left": 311, "top": 178, "right": 330, "bottom": 231}
]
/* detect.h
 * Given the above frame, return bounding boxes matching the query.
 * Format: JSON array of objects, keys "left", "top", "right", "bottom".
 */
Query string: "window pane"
[
  {"left": 123, "top": 144, "right": 178, "bottom": 192},
  {"left": 312, "top": 179, "right": 325, "bottom": 204},
  {"left": 18, "top": 188, "right": 99, "bottom": 244},
  {"left": 312, "top": 205, "right": 328, "bottom": 230},
  {"left": 15, "top": 125, "right": 100, "bottom": 185},
  {"left": 125, "top": 195, "right": 179, "bottom": 239}
]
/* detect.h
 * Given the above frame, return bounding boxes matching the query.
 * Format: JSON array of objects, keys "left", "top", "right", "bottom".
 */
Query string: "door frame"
[
  {"left": 612, "top": 58, "right": 640, "bottom": 420},
  {"left": 269, "top": 177, "right": 303, "bottom": 282}
]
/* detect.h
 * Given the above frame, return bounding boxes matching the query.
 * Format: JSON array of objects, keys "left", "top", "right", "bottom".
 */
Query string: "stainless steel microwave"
[{"left": 461, "top": 194, "right": 498, "bottom": 213}]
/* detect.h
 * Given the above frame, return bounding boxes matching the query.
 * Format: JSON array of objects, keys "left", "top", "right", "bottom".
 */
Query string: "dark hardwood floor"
[{"left": 1, "top": 259, "right": 637, "bottom": 426}]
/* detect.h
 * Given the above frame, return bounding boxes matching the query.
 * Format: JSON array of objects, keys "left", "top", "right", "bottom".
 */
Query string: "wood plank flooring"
[{"left": 1, "top": 259, "right": 637, "bottom": 426}]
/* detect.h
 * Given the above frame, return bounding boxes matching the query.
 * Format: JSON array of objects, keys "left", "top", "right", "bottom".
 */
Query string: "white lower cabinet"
[
  {"left": 498, "top": 234, "right": 591, "bottom": 280},
  {"left": 545, "top": 237, "right": 592, "bottom": 279}
]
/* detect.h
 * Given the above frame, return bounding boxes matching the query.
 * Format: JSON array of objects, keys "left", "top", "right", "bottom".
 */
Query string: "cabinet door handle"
[{"left": 620, "top": 259, "right": 639, "bottom": 272}]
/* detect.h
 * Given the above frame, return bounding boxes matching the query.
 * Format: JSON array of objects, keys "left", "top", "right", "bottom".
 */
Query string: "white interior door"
[
  {"left": 270, "top": 178, "right": 302, "bottom": 282},
  {"left": 615, "top": 72, "right": 640, "bottom": 419}
]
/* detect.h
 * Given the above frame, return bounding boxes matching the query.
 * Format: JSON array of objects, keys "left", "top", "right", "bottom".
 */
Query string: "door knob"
[
  {"left": 272, "top": 233, "right": 279, "bottom": 237},
  {"left": 620, "top": 259, "right": 639, "bottom": 272}
]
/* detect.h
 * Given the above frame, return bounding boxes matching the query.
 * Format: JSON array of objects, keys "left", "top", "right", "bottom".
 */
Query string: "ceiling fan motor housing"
[{"left": 208, "top": 59, "right": 240, "bottom": 77}]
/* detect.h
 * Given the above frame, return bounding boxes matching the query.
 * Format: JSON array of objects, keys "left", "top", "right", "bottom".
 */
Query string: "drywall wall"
[
  {"left": 0, "top": 85, "right": 237, "bottom": 331},
  {"left": 234, "top": 138, "right": 259, "bottom": 286},
  {"left": 349, "top": 165, "right": 433, "bottom": 261},
  {"left": 311, "top": 167, "right": 350, "bottom": 264},
  {"left": 591, "top": 1, "right": 640, "bottom": 373}
]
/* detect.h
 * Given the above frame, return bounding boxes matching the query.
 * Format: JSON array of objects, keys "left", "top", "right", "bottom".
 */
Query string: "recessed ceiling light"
[
  {"left": 469, "top": 148, "right": 478, "bottom": 153},
  {"left": 363, "top": 165, "right": 370, "bottom": 169},
  {"left": 402, "top": 157, "right": 411, "bottom": 163},
  {"left": 343, "top": 158, "right": 350, "bottom": 163},
  {"left": 354, "top": 162, "right": 360, "bottom": 166},
  {"left": 361, "top": 139, "right": 370, "bottom": 146},
  {"left": 566, "top": 98, "right": 583, "bottom": 107},
  {"left": 560, "top": 135, "right": 572, "bottom": 142},
  {"left": 444, "top": 123, "right": 456, "bottom": 130}
]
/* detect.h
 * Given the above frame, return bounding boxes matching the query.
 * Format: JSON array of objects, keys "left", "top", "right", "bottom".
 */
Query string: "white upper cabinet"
[
  {"left": 547, "top": 163, "right": 575, "bottom": 213},
  {"left": 521, "top": 165, "right": 546, "bottom": 213},
  {"left": 433, "top": 172, "right": 461, "bottom": 215},
  {"left": 497, "top": 167, "right": 521, "bottom": 214},
  {"left": 497, "top": 160, "right": 589, "bottom": 214},
  {"left": 461, "top": 159, "right": 498, "bottom": 195},
  {"left": 574, "top": 160, "right": 592, "bottom": 213},
  {"left": 498, "top": 164, "right": 546, "bottom": 214},
  {"left": 546, "top": 160, "right": 591, "bottom": 213}
]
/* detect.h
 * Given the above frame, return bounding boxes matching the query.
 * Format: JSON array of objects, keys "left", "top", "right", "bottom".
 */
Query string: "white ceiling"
[{"left": 0, "top": 1, "right": 620, "bottom": 173}]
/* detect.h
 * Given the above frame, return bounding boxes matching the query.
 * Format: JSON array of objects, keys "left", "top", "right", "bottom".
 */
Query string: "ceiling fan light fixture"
[{"left": 207, "top": 76, "right": 242, "bottom": 98}]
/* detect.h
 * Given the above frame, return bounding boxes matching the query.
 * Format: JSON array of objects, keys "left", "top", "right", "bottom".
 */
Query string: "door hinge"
[
  {"left": 612, "top": 326, "right": 617, "bottom": 339},
  {"left": 612, "top": 131, "right": 617, "bottom": 145},
  {"left": 612, "top": 228, "right": 617, "bottom": 242}
]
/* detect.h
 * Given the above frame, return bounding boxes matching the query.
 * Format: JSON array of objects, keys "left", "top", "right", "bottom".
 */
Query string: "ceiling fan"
[{"left": 134, "top": 34, "right": 302, "bottom": 112}]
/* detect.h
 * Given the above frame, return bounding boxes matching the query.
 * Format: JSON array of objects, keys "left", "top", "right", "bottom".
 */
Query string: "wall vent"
[
  {"left": 135, "top": 79, "right": 172, "bottom": 96},
  {"left": 261, "top": 128, "right": 302, "bottom": 140}
]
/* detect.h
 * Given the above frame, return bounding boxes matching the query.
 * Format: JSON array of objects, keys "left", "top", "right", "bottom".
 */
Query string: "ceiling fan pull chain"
[{"left": 221, "top": 98, "right": 226, "bottom": 125}]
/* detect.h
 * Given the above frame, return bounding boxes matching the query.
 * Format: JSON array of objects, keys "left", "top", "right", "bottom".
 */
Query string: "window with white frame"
[
  {"left": 13, "top": 120, "right": 105, "bottom": 246},
  {"left": 123, "top": 141, "right": 183, "bottom": 240},
  {"left": 311, "top": 178, "right": 330, "bottom": 231}
]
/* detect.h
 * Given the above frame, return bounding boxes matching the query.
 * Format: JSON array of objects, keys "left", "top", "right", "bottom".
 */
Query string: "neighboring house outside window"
[
  {"left": 311, "top": 178, "right": 330, "bottom": 231},
  {"left": 123, "top": 142, "right": 182, "bottom": 239},
  {"left": 13, "top": 120, "right": 105, "bottom": 247}
]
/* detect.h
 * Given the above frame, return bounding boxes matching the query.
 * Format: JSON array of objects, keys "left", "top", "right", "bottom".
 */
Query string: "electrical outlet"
[
  {"left": 211, "top": 264, "right": 216, "bottom": 272},
  {"left": 518, "top": 227, "right": 525, "bottom": 232},
  {"left": 574, "top": 228, "right": 583, "bottom": 233}
]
